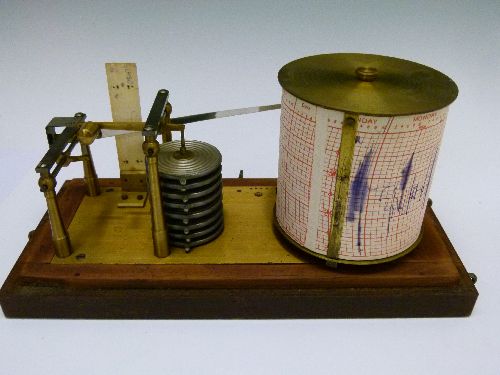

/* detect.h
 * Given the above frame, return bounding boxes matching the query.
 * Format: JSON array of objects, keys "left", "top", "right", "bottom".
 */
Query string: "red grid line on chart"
[
  {"left": 276, "top": 91, "right": 318, "bottom": 245},
  {"left": 314, "top": 116, "right": 343, "bottom": 254}
]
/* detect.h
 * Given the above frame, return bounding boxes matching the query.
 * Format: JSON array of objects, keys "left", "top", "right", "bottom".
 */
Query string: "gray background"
[{"left": 1, "top": 1, "right": 499, "bottom": 374}]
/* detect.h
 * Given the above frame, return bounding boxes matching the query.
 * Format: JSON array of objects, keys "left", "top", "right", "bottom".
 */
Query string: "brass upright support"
[
  {"left": 38, "top": 175, "right": 72, "bottom": 258},
  {"left": 143, "top": 137, "right": 169, "bottom": 257},
  {"left": 80, "top": 143, "right": 100, "bottom": 197},
  {"left": 327, "top": 114, "right": 359, "bottom": 259}
]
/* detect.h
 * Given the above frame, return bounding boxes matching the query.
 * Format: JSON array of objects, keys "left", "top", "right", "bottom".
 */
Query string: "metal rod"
[
  {"left": 143, "top": 137, "right": 169, "bottom": 258},
  {"left": 50, "top": 140, "right": 79, "bottom": 178},
  {"left": 80, "top": 143, "right": 100, "bottom": 197},
  {"left": 162, "top": 102, "right": 173, "bottom": 143},
  {"left": 170, "top": 103, "right": 281, "bottom": 124},
  {"left": 327, "top": 114, "right": 359, "bottom": 259},
  {"left": 38, "top": 176, "right": 72, "bottom": 258},
  {"left": 98, "top": 121, "right": 145, "bottom": 131},
  {"left": 95, "top": 103, "right": 282, "bottom": 138},
  {"left": 180, "top": 128, "right": 186, "bottom": 154}
]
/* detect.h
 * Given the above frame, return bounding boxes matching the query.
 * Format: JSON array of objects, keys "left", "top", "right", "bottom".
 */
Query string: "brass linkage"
[
  {"left": 63, "top": 147, "right": 101, "bottom": 197},
  {"left": 36, "top": 114, "right": 101, "bottom": 258},
  {"left": 142, "top": 136, "right": 169, "bottom": 258},
  {"left": 37, "top": 90, "right": 173, "bottom": 258}
]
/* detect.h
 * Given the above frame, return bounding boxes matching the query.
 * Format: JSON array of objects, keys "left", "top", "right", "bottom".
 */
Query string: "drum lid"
[{"left": 278, "top": 53, "right": 458, "bottom": 116}]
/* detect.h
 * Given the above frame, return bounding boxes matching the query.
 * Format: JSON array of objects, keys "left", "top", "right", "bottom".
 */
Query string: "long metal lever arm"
[
  {"left": 169, "top": 103, "right": 281, "bottom": 124},
  {"left": 97, "top": 103, "right": 281, "bottom": 138}
]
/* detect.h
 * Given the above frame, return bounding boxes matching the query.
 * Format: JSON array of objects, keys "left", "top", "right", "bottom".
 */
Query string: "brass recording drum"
[{"left": 275, "top": 53, "right": 458, "bottom": 265}]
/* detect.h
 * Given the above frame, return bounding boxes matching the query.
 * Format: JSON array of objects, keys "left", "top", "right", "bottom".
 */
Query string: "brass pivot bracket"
[
  {"left": 78, "top": 119, "right": 148, "bottom": 208},
  {"left": 143, "top": 89, "right": 171, "bottom": 258},
  {"left": 165, "top": 122, "right": 188, "bottom": 155},
  {"left": 161, "top": 102, "right": 173, "bottom": 143},
  {"left": 36, "top": 113, "right": 101, "bottom": 258}
]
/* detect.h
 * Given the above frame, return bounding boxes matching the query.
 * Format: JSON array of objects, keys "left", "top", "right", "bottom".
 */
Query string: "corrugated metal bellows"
[{"left": 158, "top": 140, "right": 223, "bottom": 252}]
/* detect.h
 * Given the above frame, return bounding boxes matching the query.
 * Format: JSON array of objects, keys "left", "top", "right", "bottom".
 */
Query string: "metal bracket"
[
  {"left": 37, "top": 113, "right": 86, "bottom": 177},
  {"left": 142, "top": 89, "right": 169, "bottom": 138}
]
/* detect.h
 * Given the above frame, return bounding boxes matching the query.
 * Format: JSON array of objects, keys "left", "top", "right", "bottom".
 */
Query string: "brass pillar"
[
  {"left": 327, "top": 114, "right": 359, "bottom": 259},
  {"left": 143, "top": 137, "right": 169, "bottom": 257},
  {"left": 38, "top": 175, "right": 72, "bottom": 258},
  {"left": 80, "top": 143, "right": 100, "bottom": 197}
]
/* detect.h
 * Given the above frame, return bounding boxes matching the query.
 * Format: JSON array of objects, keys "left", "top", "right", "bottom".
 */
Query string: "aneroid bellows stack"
[{"left": 158, "top": 140, "right": 224, "bottom": 252}]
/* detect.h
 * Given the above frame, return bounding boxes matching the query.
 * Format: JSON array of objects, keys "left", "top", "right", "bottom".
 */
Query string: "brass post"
[
  {"left": 38, "top": 175, "right": 72, "bottom": 258},
  {"left": 80, "top": 143, "right": 100, "bottom": 197},
  {"left": 327, "top": 113, "right": 359, "bottom": 259},
  {"left": 143, "top": 137, "right": 169, "bottom": 257}
]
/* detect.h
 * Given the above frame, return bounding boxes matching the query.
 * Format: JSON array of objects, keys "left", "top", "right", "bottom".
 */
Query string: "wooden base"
[{"left": 0, "top": 179, "right": 478, "bottom": 319}]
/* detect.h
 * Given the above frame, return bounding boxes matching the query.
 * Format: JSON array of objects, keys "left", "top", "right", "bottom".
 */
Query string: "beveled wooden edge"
[
  {"left": 16, "top": 261, "right": 460, "bottom": 289},
  {"left": 426, "top": 207, "right": 479, "bottom": 296},
  {"left": 0, "top": 283, "right": 478, "bottom": 319},
  {"left": 0, "top": 178, "right": 478, "bottom": 318}
]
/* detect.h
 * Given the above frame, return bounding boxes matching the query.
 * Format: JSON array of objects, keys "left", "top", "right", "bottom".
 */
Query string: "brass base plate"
[{"left": 53, "top": 183, "right": 302, "bottom": 265}]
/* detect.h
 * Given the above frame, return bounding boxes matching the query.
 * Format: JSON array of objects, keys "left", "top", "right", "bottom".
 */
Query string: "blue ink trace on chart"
[
  {"left": 398, "top": 152, "right": 414, "bottom": 210},
  {"left": 347, "top": 149, "right": 373, "bottom": 249},
  {"left": 400, "top": 152, "right": 414, "bottom": 191}
]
